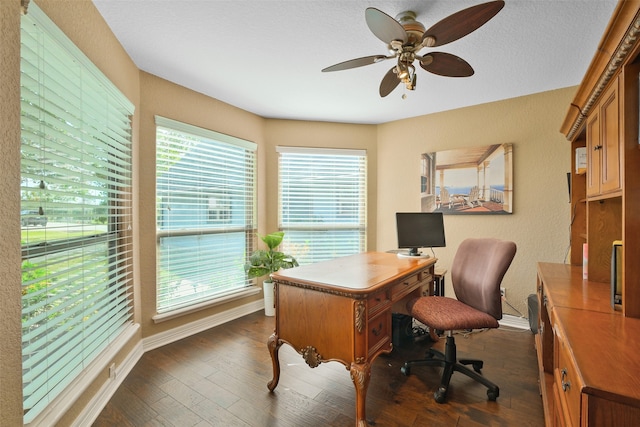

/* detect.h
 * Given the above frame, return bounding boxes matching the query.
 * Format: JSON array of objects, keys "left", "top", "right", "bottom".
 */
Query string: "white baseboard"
[
  {"left": 73, "top": 299, "right": 264, "bottom": 426},
  {"left": 72, "top": 341, "right": 144, "bottom": 427},
  {"left": 143, "top": 299, "right": 264, "bottom": 352},
  {"left": 499, "top": 314, "right": 531, "bottom": 330},
  {"left": 27, "top": 323, "right": 140, "bottom": 427}
]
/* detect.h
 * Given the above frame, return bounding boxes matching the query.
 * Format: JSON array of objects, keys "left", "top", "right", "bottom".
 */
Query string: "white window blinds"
[
  {"left": 156, "top": 117, "right": 257, "bottom": 314},
  {"left": 277, "top": 147, "right": 367, "bottom": 265},
  {"left": 20, "top": 4, "right": 134, "bottom": 423}
]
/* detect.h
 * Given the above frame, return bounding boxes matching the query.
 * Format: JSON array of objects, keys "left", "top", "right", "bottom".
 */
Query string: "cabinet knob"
[
  {"left": 561, "top": 368, "right": 571, "bottom": 391},
  {"left": 372, "top": 323, "right": 383, "bottom": 336}
]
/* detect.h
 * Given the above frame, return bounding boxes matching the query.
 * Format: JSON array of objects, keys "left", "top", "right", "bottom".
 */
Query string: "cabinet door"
[
  {"left": 599, "top": 80, "right": 621, "bottom": 194},
  {"left": 586, "top": 79, "right": 621, "bottom": 198},
  {"left": 586, "top": 110, "right": 601, "bottom": 197}
]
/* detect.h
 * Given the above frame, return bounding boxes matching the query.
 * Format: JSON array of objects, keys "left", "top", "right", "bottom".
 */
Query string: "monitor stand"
[{"left": 396, "top": 248, "right": 430, "bottom": 259}]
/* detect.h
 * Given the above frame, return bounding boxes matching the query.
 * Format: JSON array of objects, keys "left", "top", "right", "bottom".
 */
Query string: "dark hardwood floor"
[{"left": 93, "top": 312, "right": 544, "bottom": 426}]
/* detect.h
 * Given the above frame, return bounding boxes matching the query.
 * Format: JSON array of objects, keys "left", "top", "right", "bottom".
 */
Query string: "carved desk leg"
[
  {"left": 350, "top": 361, "right": 371, "bottom": 427},
  {"left": 267, "top": 332, "right": 281, "bottom": 391}
]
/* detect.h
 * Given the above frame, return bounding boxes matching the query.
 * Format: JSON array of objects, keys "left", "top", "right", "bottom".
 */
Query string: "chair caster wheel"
[
  {"left": 434, "top": 387, "right": 447, "bottom": 404},
  {"left": 472, "top": 362, "right": 483, "bottom": 373},
  {"left": 487, "top": 389, "right": 499, "bottom": 401},
  {"left": 400, "top": 365, "right": 410, "bottom": 376}
]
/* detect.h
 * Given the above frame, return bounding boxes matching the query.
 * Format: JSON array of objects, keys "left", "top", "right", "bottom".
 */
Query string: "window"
[
  {"left": 156, "top": 117, "right": 256, "bottom": 314},
  {"left": 20, "top": 4, "right": 134, "bottom": 423},
  {"left": 277, "top": 147, "right": 367, "bottom": 265}
]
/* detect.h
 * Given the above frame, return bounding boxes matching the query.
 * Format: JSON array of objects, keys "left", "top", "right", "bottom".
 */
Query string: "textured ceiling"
[{"left": 92, "top": 0, "right": 618, "bottom": 125}]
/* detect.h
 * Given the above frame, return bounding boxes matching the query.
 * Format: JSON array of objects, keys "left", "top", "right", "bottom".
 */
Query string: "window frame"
[
  {"left": 277, "top": 146, "right": 367, "bottom": 265},
  {"left": 20, "top": 4, "right": 135, "bottom": 424},
  {"left": 154, "top": 117, "right": 258, "bottom": 318}
]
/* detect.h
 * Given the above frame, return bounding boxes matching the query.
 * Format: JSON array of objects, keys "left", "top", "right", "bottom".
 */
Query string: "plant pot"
[{"left": 263, "top": 280, "right": 275, "bottom": 316}]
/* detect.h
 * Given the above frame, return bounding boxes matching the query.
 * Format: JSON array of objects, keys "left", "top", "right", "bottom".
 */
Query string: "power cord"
[{"left": 501, "top": 295, "right": 523, "bottom": 317}]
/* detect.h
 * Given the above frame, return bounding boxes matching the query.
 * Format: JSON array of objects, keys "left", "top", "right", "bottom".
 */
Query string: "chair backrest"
[{"left": 450, "top": 238, "right": 517, "bottom": 320}]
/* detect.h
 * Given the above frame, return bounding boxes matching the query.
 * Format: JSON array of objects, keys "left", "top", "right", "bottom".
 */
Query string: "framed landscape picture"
[{"left": 420, "top": 143, "right": 513, "bottom": 215}]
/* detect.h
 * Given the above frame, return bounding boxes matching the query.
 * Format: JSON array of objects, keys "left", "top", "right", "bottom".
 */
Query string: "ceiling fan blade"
[
  {"left": 420, "top": 52, "right": 474, "bottom": 77},
  {"left": 322, "top": 55, "right": 388, "bottom": 72},
  {"left": 422, "top": 0, "right": 504, "bottom": 47},
  {"left": 379, "top": 67, "right": 401, "bottom": 97},
  {"left": 365, "top": 8, "right": 408, "bottom": 45}
]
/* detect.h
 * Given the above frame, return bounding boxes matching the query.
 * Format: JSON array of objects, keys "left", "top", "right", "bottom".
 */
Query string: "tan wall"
[
  {"left": 1, "top": 0, "right": 574, "bottom": 424},
  {"left": 1, "top": 1, "right": 25, "bottom": 425},
  {"left": 377, "top": 88, "right": 573, "bottom": 315}
]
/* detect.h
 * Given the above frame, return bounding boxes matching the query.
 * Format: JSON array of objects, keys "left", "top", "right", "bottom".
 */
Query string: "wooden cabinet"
[
  {"left": 542, "top": 2, "right": 640, "bottom": 425},
  {"left": 536, "top": 263, "right": 640, "bottom": 427},
  {"left": 585, "top": 78, "right": 622, "bottom": 197},
  {"left": 561, "top": 1, "right": 640, "bottom": 317}
]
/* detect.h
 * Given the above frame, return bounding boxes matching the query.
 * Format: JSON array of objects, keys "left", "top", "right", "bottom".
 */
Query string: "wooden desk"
[{"left": 267, "top": 252, "right": 436, "bottom": 427}]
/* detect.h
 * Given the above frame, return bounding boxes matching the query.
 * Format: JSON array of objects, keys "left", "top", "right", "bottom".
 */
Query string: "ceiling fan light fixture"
[
  {"left": 396, "top": 61, "right": 409, "bottom": 80},
  {"left": 406, "top": 73, "right": 417, "bottom": 91}
]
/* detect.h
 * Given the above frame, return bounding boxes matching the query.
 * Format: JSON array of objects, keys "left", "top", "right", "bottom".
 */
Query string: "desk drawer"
[
  {"left": 391, "top": 271, "right": 433, "bottom": 301},
  {"left": 367, "top": 309, "right": 391, "bottom": 357},
  {"left": 554, "top": 327, "right": 581, "bottom": 427},
  {"left": 367, "top": 289, "right": 391, "bottom": 315}
]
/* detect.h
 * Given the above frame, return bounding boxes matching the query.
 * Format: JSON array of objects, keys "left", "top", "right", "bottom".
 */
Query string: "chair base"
[{"left": 400, "top": 335, "right": 499, "bottom": 403}]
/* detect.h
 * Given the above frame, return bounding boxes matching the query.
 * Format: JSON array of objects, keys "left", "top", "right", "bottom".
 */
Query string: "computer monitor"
[{"left": 396, "top": 212, "right": 446, "bottom": 257}]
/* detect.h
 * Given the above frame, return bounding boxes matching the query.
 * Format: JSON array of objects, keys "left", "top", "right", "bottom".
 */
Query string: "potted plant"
[{"left": 245, "top": 231, "right": 298, "bottom": 316}]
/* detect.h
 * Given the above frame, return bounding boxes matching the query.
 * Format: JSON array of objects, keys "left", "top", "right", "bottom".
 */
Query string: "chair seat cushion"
[{"left": 408, "top": 296, "right": 500, "bottom": 331}]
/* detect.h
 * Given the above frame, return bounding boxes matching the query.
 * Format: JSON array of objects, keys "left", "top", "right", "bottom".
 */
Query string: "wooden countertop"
[
  {"left": 554, "top": 306, "right": 640, "bottom": 406},
  {"left": 538, "top": 262, "right": 640, "bottom": 407},
  {"left": 537, "top": 262, "right": 613, "bottom": 313}
]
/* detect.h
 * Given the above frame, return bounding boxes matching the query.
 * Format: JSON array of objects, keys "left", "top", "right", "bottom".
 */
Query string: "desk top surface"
[{"left": 271, "top": 251, "right": 436, "bottom": 295}]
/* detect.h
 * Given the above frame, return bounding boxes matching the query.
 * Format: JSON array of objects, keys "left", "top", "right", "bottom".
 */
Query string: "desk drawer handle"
[
  {"left": 561, "top": 368, "right": 571, "bottom": 391},
  {"left": 372, "top": 323, "right": 383, "bottom": 336}
]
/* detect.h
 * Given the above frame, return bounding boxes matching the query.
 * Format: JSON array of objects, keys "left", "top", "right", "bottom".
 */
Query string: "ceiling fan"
[{"left": 321, "top": 1, "right": 505, "bottom": 97}]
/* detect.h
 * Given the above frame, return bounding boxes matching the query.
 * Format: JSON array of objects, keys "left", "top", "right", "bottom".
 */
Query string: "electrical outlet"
[{"left": 500, "top": 287, "right": 506, "bottom": 298}]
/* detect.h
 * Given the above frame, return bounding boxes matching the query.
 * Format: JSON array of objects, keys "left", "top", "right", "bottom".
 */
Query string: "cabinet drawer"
[
  {"left": 554, "top": 330, "right": 581, "bottom": 427},
  {"left": 367, "top": 309, "right": 391, "bottom": 357}
]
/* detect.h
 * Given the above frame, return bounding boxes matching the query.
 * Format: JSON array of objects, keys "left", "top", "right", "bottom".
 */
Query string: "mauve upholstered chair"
[{"left": 400, "top": 238, "right": 517, "bottom": 403}]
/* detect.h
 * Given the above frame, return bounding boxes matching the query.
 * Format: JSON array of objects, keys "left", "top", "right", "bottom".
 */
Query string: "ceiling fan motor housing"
[{"left": 394, "top": 11, "right": 425, "bottom": 48}]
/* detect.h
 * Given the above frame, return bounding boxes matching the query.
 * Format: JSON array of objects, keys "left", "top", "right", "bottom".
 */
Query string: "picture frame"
[{"left": 420, "top": 143, "right": 513, "bottom": 215}]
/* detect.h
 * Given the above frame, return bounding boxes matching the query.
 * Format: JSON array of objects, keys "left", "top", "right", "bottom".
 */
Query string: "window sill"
[{"left": 152, "top": 286, "right": 261, "bottom": 323}]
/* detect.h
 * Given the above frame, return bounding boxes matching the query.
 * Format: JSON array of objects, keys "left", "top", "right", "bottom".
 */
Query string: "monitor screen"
[{"left": 396, "top": 212, "right": 446, "bottom": 256}]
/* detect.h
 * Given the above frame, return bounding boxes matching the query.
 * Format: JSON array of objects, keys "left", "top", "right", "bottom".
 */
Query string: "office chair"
[{"left": 400, "top": 238, "right": 517, "bottom": 403}]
